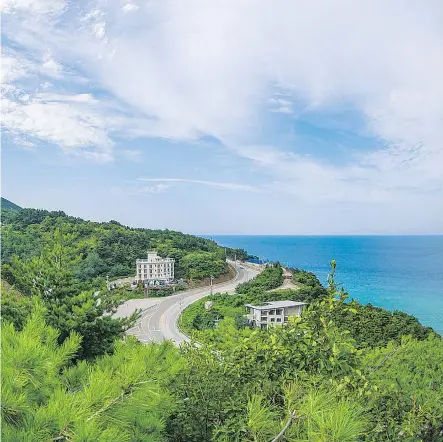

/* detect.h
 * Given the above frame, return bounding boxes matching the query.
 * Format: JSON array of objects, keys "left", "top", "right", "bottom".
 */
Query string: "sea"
[{"left": 208, "top": 235, "right": 443, "bottom": 334}]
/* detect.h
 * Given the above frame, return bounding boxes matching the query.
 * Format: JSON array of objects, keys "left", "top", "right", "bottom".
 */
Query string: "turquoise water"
[{"left": 209, "top": 236, "right": 443, "bottom": 333}]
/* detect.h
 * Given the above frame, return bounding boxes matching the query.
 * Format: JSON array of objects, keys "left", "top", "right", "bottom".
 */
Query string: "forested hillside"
[
  {"left": 1, "top": 197, "right": 22, "bottom": 211},
  {"left": 0, "top": 207, "right": 247, "bottom": 358},
  {"left": 1, "top": 207, "right": 248, "bottom": 281},
  {"left": 2, "top": 209, "right": 442, "bottom": 441},
  {"left": 3, "top": 261, "right": 442, "bottom": 441}
]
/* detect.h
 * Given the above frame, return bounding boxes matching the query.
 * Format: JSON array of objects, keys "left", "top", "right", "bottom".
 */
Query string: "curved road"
[{"left": 114, "top": 261, "right": 260, "bottom": 346}]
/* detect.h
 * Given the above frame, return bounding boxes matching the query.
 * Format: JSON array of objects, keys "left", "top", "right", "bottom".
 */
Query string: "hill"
[
  {"left": 1, "top": 197, "right": 22, "bottom": 212},
  {"left": 2, "top": 207, "right": 442, "bottom": 441},
  {"left": 1, "top": 207, "right": 249, "bottom": 283}
]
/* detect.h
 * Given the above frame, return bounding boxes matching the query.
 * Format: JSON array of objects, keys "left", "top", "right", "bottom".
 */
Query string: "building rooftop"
[{"left": 246, "top": 300, "right": 307, "bottom": 310}]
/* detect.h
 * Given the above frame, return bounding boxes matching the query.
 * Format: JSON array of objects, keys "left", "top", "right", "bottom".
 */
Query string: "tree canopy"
[{"left": 2, "top": 209, "right": 442, "bottom": 441}]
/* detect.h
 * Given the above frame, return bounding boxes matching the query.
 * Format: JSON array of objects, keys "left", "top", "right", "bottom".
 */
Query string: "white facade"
[
  {"left": 246, "top": 300, "right": 307, "bottom": 329},
  {"left": 136, "top": 251, "right": 175, "bottom": 283}
]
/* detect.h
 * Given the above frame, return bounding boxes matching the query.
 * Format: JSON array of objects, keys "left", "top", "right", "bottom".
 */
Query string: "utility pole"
[
  {"left": 106, "top": 275, "right": 110, "bottom": 291},
  {"left": 210, "top": 275, "right": 214, "bottom": 296}
]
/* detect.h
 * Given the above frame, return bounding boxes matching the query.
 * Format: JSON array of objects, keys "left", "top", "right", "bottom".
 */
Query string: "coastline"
[{"left": 209, "top": 235, "right": 443, "bottom": 334}]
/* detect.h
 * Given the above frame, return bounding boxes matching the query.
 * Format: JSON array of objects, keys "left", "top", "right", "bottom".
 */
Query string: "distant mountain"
[{"left": 1, "top": 197, "right": 22, "bottom": 212}]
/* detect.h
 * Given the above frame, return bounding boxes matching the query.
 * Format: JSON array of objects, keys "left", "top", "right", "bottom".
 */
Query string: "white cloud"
[
  {"left": 139, "top": 178, "right": 258, "bottom": 192},
  {"left": 269, "top": 98, "right": 293, "bottom": 114},
  {"left": 81, "top": 8, "right": 107, "bottom": 41},
  {"left": 1, "top": 54, "right": 27, "bottom": 83},
  {"left": 1, "top": 48, "right": 65, "bottom": 83},
  {"left": 1, "top": 0, "right": 65, "bottom": 14},
  {"left": 139, "top": 184, "right": 171, "bottom": 194},
  {"left": 41, "top": 52, "right": 63, "bottom": 77},
  {"left": 35, "top": 92, "right": 98, "bottom": 103},
  {"left": 122, "top": 3, "right": 139, "bottom": 13},
  {"left": 1, "top": 90, "right": 113, "bottom": 151},
  {"left": 1, "top": 0, "right": 443, "bottom": 231}
]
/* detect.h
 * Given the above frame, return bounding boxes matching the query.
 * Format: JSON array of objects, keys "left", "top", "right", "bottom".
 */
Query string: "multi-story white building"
[
  {"left": 246, "top": 300, "right": 307, "bottom": 329},
  {"left": 136, "top": 251, "right": 175, "bottom": 283}
]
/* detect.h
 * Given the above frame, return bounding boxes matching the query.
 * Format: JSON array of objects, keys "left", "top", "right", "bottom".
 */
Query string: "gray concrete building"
[{"left": 246, "top": 300, "right": 307, "bottom": 329}]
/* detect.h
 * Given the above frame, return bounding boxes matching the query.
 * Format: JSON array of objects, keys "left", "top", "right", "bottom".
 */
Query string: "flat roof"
[{"left": 246, "top": 300, "right": 307, "bottom": 310}]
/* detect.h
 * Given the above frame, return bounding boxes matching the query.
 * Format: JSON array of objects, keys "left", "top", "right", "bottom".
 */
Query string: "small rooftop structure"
[
  {"left": 246, "top": 300, "right": 307, "bottom": 329},
  {"left": 245, "top": 300, "right": 306, "bottom": 310},
  {"left": 137, "top": 251, "right": 175, "bottom": 264}
]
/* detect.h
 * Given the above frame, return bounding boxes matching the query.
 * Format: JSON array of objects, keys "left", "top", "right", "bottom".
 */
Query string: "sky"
[{"left": 1, "top": 0, "right": 443, "bottom": 235}]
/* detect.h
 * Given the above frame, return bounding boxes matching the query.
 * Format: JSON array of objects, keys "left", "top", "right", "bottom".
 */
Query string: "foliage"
[
  {"left": 0, "top": 280, "right": 33, "bottom": 330},
  {"left": 1, "top": 198, "right": 22, "bottom": 211},
  {"left": 147, "top": 286, "right": 186, "bottom": 297},
  {"left": 180, "top": 251, "right": 227, "bottom": 280},
  {"left": 2, "top": 305, "right": 185, "bottom": 442},
  {"left": 330, "top": 301, "right": 434, "bottom": 348},
  {"left": 169, "top": 263, "right": 372, "bottom": 440},
  {"left": 291, "top": 267, "right": 323, "bottom": 287},
  {"left": 180, "top": 264, "right": 328, "bottom": 336},
  {"left": 2, "top": 208, "right": 230, "bottom": 282},
  {"left": 236, "top": 264, "right": 284, "bottom": 294},
  {"left": 1, "top": 228, "right": 130, "bottom": 359},
  {"left": 224, "top": 247, "right": 258, "bottom": 261},
  {"left": 1, "top": 209, "right": 231, "bottom": 358},
  {"left": 171, "top": 261, "right": 441, "bottom": 441},
  {"left": 363, "top": 335, "right": 443, "bottom": 441},
  {"left": 2, "top": 207, "right": 442, "bottom": 442},
  {"left": 283, "top": 386, "right": 367, "bottom": 442}
]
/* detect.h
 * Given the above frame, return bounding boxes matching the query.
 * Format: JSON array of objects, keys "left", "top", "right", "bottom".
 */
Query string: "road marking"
[{"left": 123, "top": 263, "right": 261, "bottom": 346}]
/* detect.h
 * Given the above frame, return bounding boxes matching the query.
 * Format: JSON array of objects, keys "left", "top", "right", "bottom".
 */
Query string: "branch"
[
  {"left": 86, "top": 380, "right": 150, "bottom": 422},
  {"left": 270, "top": 410, "right": 297, "bottom": 442},
  {"left": 367, "top": 345, "right": 404, "bottom": 376},
  {"left": 87, "top": 392, "right": 125, "bottom": 422},
  {"left": 52, "top": 430, "right": 72, "bottom": 441}
]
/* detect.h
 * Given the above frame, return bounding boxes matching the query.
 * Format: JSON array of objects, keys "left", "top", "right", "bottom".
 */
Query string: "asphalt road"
[{"left": 119, "top": 262, "right": 260, "bottom": 346}]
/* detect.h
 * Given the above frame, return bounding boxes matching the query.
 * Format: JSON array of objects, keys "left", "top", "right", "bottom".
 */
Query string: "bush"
[{"left": 236, "top": 264, "right": 283, "bottom": 294}]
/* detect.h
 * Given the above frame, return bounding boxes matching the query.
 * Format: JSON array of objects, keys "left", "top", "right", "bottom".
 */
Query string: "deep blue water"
[{"left": 209, "top": 236, "right": 443, "bottom": 333}]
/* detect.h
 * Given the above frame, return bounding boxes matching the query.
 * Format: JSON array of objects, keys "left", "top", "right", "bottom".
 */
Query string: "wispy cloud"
[
  {"left": 111, "top": 183, "right": 172, "bottom": 196},
  {"left": 120, "top": 149, "right": 142, "bottom": 162},
  {"left": 1, "top": 0, "right": 442, "bottom": 232},
  {"left": 139, "top": 178, "right": 258, "bottom": 192},
  {"left": 269, "top": 98, "right": 293, "bottom": 114}
]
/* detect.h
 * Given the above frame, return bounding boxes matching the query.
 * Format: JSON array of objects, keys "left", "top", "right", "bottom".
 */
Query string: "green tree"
[
  {"left": 2, "top": 304, "right": 184, "bottom": 441},
  {"left": 3, "top": 246, "right": 128, "bottom": 359},
  {"left": 363, "top": 335, "right": 443, "bottom": 441}
]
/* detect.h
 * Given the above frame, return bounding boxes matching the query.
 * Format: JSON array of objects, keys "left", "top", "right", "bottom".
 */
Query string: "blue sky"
[{"left": 2, "top": 0, "right": 443, "bottom": 234}]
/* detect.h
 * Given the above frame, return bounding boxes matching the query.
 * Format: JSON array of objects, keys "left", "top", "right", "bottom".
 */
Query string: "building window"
[
  {"left": 275, "top": 309, "right": 282, "bottom": 315},
  {"left": 270, "top": 318, "right": 275, "bottom": 322},
  {"left": 276, "top": 318, "right": 282, "bottom": 322},
  {"left": 269, "top": 310, "right": 275, "bottom": 315}
]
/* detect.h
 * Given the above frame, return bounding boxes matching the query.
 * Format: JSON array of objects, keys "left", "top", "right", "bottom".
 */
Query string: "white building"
[
  {"left": 136, "top": 251, "right": 175, "bottom": 283},
  {"left": 246, "top": 300, "right": 307, "bottom": 329}
]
